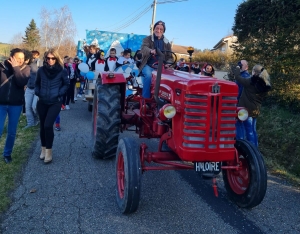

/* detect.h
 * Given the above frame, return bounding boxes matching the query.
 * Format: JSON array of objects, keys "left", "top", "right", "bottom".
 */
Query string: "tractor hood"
[{"left": 153, "top": 70, "right": 238, "bottom": 103}]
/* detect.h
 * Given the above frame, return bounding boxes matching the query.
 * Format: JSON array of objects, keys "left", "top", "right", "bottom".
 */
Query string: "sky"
[{"left": 0, "top": 0, "right": 244, "bottom": 50}]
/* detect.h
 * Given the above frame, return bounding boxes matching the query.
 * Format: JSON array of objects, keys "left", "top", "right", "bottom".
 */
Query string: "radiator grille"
[{"left": 182, "top": 94, "right": 236, "bottom": 149}]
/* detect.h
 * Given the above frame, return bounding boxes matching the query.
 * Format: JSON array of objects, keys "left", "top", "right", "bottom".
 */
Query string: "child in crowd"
[
  {"left": 116, "top": 49, "right": 134, "bottom": 68},
  {"left": 104, "top": 48, "right": 118, "bottom": 72},
  {"left": 191, "top": 62, "right": 201, "bottom": 74},
  {"left": 174, "top": 58, "right": 189, "bottom": 72},
  {"left": 65, "top": 57, "right": 76, "bottom": 109},
  {"left": 86, "top": 45, "right": 98, "bottom": 71},
  {"left": 54, "top": 114, "right": 61, "bottom": 131},
  {"left": 202, "top": 63, "right": 215, "bottom": 77},
  {"left": 95, "top": 50, "right": 106, "bottom": 76},
  {"left": 133, "top": 50, "right": 142, "bottom": 69},
  {"left": 61, "top": 56, "right": 70, "bottom": 110},
  {"left": 77, "top": 75, "right": 86, "bottom": 98}
]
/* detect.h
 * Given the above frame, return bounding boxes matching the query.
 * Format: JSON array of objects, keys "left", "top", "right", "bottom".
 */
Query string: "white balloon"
[{"left": 78, "top": 63, "right": 89, "bottom": 73}]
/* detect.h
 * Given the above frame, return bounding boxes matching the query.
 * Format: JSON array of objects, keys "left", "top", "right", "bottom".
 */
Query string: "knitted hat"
[{"left": 153, "top": 20, "right": 166, "bottom": 32}]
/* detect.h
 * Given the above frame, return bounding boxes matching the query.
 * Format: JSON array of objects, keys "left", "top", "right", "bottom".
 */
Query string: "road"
[{"left": 1, "top": 100, "right": 300, "bottom": 234}]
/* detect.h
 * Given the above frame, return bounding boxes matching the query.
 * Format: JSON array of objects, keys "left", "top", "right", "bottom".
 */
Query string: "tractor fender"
[{"left": 100, "top": 72, "right": 127, "bottom": 85}]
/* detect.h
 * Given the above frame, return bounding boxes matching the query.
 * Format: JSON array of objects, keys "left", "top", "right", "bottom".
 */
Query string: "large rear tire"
[
  {"left": 116, "top": 138, "right": 141, "bottom": 214},
  {"left": 92, "top": 82, "right": 121, "bottom": 159},
  {"left": 222, "top": 139, "right": 267, "bottom": 208}
]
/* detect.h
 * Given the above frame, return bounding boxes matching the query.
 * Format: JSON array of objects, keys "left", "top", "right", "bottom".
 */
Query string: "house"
[
  {"left": 171, "top": 44, "right": 190, "bottom": 59},
  {"left": 212, "top": 35, "right": 237, "bottom": 54}
]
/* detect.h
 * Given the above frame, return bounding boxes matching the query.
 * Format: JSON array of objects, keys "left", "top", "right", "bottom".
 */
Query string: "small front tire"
[
  {"left": 115, "top": 138, "right": 141, "bottom": 214},
  {"left": 223, "top": 139, "right": 267, "bottom": 208}
]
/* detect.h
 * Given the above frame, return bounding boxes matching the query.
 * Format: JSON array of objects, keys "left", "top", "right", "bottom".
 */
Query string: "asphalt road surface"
[{"left": 1, "top": 100, "right": 299, "bottom": 234}]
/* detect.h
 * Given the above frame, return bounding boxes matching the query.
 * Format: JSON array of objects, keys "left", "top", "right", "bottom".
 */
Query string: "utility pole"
[
  {"left": 150, "top": 0, "right": 157, "bottom": 35},
  {"left": 150, "top": 0, "right": 187, "bottom": 35}
]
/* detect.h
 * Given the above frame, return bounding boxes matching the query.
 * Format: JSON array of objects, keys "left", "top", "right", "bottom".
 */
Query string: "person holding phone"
[
  {"left": 35, "top": 48, "right": 69, "bottom": 164},
  {"left": 0, "top": 48, "right": 31, "bottom": 163},
  {"left": 236, "top": 60, "right": 250, "bottom": 100}
]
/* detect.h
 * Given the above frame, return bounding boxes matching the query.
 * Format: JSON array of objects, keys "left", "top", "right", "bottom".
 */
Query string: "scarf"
[
  {"left": 43, "top": 63, "right": 63, "bottom": 79},
  {"left": 153, "top": 35, "right": 164, "bottom": 51}
]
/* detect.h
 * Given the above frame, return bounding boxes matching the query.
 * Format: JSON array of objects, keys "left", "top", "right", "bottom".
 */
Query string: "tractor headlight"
[
  {"left": 159, "top": 104, "right": 176, "bottom": 120},
  {"left": 237, "top": 108, "right": 248, "bottom": 121}
]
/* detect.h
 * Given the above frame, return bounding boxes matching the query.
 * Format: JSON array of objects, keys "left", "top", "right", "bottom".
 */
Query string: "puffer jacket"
[
  {"left": 35, "top": 65, "right": 69, "bottom": 105},
  {"left": 0, "top": 60, "right": 30, "bottom": 106}
]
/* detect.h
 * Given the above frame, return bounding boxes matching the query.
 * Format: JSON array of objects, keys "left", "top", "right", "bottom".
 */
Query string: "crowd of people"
[{"left": 0, "top": 20, "right": 271, "bottom": 165}]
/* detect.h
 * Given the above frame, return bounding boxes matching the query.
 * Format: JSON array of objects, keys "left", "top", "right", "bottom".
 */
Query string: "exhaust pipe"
[{"left": 154, "top": 48, "right": 165, "bottom": 106}]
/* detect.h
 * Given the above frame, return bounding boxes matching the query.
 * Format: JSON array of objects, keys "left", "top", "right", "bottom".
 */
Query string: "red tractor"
[{"left": 91, "top": 50, "right": 267, "bottom": 214}]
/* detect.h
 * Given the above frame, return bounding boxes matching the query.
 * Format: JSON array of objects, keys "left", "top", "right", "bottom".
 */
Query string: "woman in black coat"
[
  {"left": 0, "top": 48, "right": 31, "bottom": 163},
  {"left": 35, "top": 48, "right": 69, "bottom": 163}
]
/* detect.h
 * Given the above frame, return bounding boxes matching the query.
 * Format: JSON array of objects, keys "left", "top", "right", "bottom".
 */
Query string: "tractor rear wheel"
[
  {"left": 222, "top": 139, "right": 267, "bottom": 208},
  {"left": 116, "top": 138, "right": 141, "bottom": 214},
  {"left": 92, "top": 83, "right": 121, "bottom": 159}
]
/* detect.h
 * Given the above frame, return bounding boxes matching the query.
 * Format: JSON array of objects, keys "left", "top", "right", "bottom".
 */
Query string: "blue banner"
[{"left": 77, "top": 30, "right": 147, "bottom": 61}]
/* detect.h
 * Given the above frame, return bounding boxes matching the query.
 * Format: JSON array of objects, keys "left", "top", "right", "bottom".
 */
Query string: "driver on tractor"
[{"left": 139, "top": 20, "right": 174, "bottom": 98}]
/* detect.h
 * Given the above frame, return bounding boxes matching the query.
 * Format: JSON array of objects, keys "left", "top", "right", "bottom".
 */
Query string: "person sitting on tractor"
[
  {"left": 86, "top": 45, "right": 98, "bottom": 71},
  {"left": 201, "top": 63, "right": 215, "bottom": 77},
  {"left": 139, "top": 20, "right": 173, "bottom": 98},
  {"left": 174, "top": 58, "right": 189, "bottom": 72},
  {"left": 104, "top": 48, "right": 118, "bottom": 72},
  {"left": 191, "top": 62, "right": 201, "bottom": 74},
  {"left": 116, "top": 49, "right": 134, "bottom": 69}
]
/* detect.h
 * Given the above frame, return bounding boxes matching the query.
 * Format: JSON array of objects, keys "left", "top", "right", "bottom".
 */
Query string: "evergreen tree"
[
  {"left": 232, "top": 0, "right": 300, "bottom": 74},
  {"left": 232, "top": 0, "right": 300, "bottom": 112},
  {"left": 23, "top": 19, "right": 40, "bottom": 50}
]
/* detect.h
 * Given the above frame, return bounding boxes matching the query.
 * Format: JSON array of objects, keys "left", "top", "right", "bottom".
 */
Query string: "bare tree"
[
  {"left": 40, "top": 5, "right": 77, "bottom": 55},
  {"left": 10, "top": 32, "right": 25, "bottom": 49},
  {"left": 40, "top": 7, "right": 50, "bottom": 50}
]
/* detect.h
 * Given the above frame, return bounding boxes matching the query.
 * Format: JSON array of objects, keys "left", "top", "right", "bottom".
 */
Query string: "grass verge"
[
  {"left": 258, "top": 105, "right": 300, "bottom": 187},
  {"left": 0, "top": 114, "right": 39, "bottom": 213}
]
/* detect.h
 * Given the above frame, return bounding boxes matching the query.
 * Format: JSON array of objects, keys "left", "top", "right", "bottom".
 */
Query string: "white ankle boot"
[
  {"left": 44, "top": 149, "right": 52, "bottom": 163},
  {"left": 40, "top": 147, "right": 46, "bottom": 160}
]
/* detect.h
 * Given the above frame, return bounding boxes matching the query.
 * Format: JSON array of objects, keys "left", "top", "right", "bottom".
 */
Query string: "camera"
[{"left": 237, "top": 61, "right": 243, "bottom": 69}]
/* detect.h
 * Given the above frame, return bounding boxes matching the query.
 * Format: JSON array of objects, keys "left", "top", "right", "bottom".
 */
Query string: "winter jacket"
[
  {"left": 104, "top": 56, "right": 118, "bottom": 72},
  {"left": 236, "top": 70, "right": 251, "bottom": 100},
  {"left": 0, "top": 60, "right": 30, "bottom": 106},
  {"left": 234, "top": 70, "right": 268, "bottom": 118},
  {"left": 86, "top": 53, "right": 97, "bottom": 71},
  {"left": 174, "top": 64, "right": 189, "bottom": 72},
  {"left": 139, "top": 35, "right": 173, "bottom": 72},
  {"left": 27, "top": 58, "right": 42, "bottom": 89},
  {"left": 35, "top": 64, "right": 69, "bottom": 105},
  {"left": 191, "top": 65, "right": 201, "bottom": 74}
]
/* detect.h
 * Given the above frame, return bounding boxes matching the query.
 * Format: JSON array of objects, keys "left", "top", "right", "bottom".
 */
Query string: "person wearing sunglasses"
[
  {"left": 35, "top": 48, "right": 69, "bottom": 163},
  {"left": 139, "top": 20, "right": 174, "bottom": 98},
  {"left": 0, "top": 48, "right": 31, "bottom": 163}
]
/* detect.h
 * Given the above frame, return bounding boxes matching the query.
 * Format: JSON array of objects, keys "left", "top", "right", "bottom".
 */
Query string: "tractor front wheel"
[
  {"left": 115, "top": 138, "right": 141, "bottom": 214},
  {"left": 222, "top": 139, "right": 267, "bottom": 208}
]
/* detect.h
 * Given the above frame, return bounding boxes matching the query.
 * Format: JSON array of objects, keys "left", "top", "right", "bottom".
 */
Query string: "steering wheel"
[
  {"left": 150, "top": 50, "right": 177, "bottom": 69},
  {"left": 161, "top": 50, "right": 177, "bottom": 67}
]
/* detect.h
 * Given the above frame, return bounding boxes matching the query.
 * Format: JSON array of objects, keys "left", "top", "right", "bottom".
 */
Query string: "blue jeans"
[
  {"left": 55, "top": 114, "right": 60, "bottom": 124},
  {"left": 0, "top": 105, "right": 23, "bottom": 157},
  {"left": 236, "top": 117, "right": 258, "bottom": 147},
  {"left": 79, "top": 81, "right": 85, "bottom": 95},
  {"left": 141, "top": 65, "right": 154, "bottom": 98},
  {"left": 25, "top": 88, "right": 39, "bottom": 126}
]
